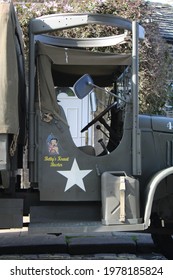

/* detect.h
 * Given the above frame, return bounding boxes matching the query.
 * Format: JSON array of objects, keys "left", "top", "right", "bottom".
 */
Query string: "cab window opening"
[{"left": 52, "top": 69, "right": 130, "bottom": 157}]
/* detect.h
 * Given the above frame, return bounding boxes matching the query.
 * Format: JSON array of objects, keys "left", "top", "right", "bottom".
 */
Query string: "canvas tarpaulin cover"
[
  {"left": 0, "top": 2, "right": 23, "bottom": 135},
  {"left": 36, "top": 40, "right": 131, "bottom": 121}
]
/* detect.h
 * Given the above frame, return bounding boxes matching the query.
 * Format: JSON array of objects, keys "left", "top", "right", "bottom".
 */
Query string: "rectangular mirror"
[{"left": 73, "top": 74, "right": 94, "bottom": 99}]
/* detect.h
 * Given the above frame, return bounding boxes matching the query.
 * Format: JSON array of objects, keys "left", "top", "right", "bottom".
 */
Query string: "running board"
[{"left": 29, "top": 221, "right": 145, "bottom": 234}]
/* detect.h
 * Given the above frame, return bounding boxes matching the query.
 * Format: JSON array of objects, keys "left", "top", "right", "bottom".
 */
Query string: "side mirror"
[{"left": 73, "top": 74, "right": 94, "bottom": 99}]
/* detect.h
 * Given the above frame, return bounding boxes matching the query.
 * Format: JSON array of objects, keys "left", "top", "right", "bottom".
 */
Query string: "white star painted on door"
[{"left": 57, "top": 158, "right": 92, "bottom": 192}]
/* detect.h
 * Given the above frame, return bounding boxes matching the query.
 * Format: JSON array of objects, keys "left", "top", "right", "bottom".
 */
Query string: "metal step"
[{"left": 29, "top": 221, "right": 145, "bottom": 234}]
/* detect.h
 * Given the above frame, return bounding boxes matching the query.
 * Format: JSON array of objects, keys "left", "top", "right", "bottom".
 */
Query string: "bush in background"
[{"left": 15, "top": 0, "right": 172, "bottom": 114}]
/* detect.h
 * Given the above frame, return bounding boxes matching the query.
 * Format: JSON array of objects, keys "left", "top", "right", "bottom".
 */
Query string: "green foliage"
[
  {"left": 139, "top": 22, "right": 172, "bottom": 114},
  {"left": 15, "top": 0, "right": 172, "bottom": 114}
]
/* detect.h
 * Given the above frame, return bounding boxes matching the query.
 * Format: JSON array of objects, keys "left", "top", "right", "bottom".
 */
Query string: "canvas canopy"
[
  {"left": 36, "top": 40, "right": 131, "bottom": 121},
  {"left": 0, "top": 2, "right": 23, "bottom": 134}
]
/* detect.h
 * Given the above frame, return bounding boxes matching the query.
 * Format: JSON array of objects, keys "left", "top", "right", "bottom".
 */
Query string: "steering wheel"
[{"left": 81, "top": 101, "right": 117, "bottom": 133}]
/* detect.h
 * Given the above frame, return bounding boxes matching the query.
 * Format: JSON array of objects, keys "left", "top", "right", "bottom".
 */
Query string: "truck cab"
[{"left": 1, "top": 1, "right": 173, "bottom": 259}]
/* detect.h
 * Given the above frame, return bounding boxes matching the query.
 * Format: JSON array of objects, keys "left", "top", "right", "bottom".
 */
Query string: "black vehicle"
[{"left": 0, "top": 1, "right": 173, "bottom": 259}]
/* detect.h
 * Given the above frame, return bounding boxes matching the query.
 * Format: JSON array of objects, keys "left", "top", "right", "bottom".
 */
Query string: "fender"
[{"left": 143, "top": 166, "right": 173, "bottom": 229}]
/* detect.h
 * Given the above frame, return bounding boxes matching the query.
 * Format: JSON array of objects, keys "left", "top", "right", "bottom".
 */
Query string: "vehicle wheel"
[{"left": 151, "top": 234, "right": 173, "bottom": 259}]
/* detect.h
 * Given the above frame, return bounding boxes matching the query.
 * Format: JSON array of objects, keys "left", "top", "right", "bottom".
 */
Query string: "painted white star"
[{"left": 57, "top": 158, "right": 92, "bottom": 192}]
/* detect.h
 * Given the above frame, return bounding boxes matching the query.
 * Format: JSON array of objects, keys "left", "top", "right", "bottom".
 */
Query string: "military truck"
[{"left": 0, "top": 2, "right": 173, "bottom": 259}]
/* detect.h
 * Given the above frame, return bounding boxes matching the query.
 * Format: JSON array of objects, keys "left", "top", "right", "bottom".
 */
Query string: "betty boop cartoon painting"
[{"left": 47, "top": 134, "right": 59, "bottom": 155}]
